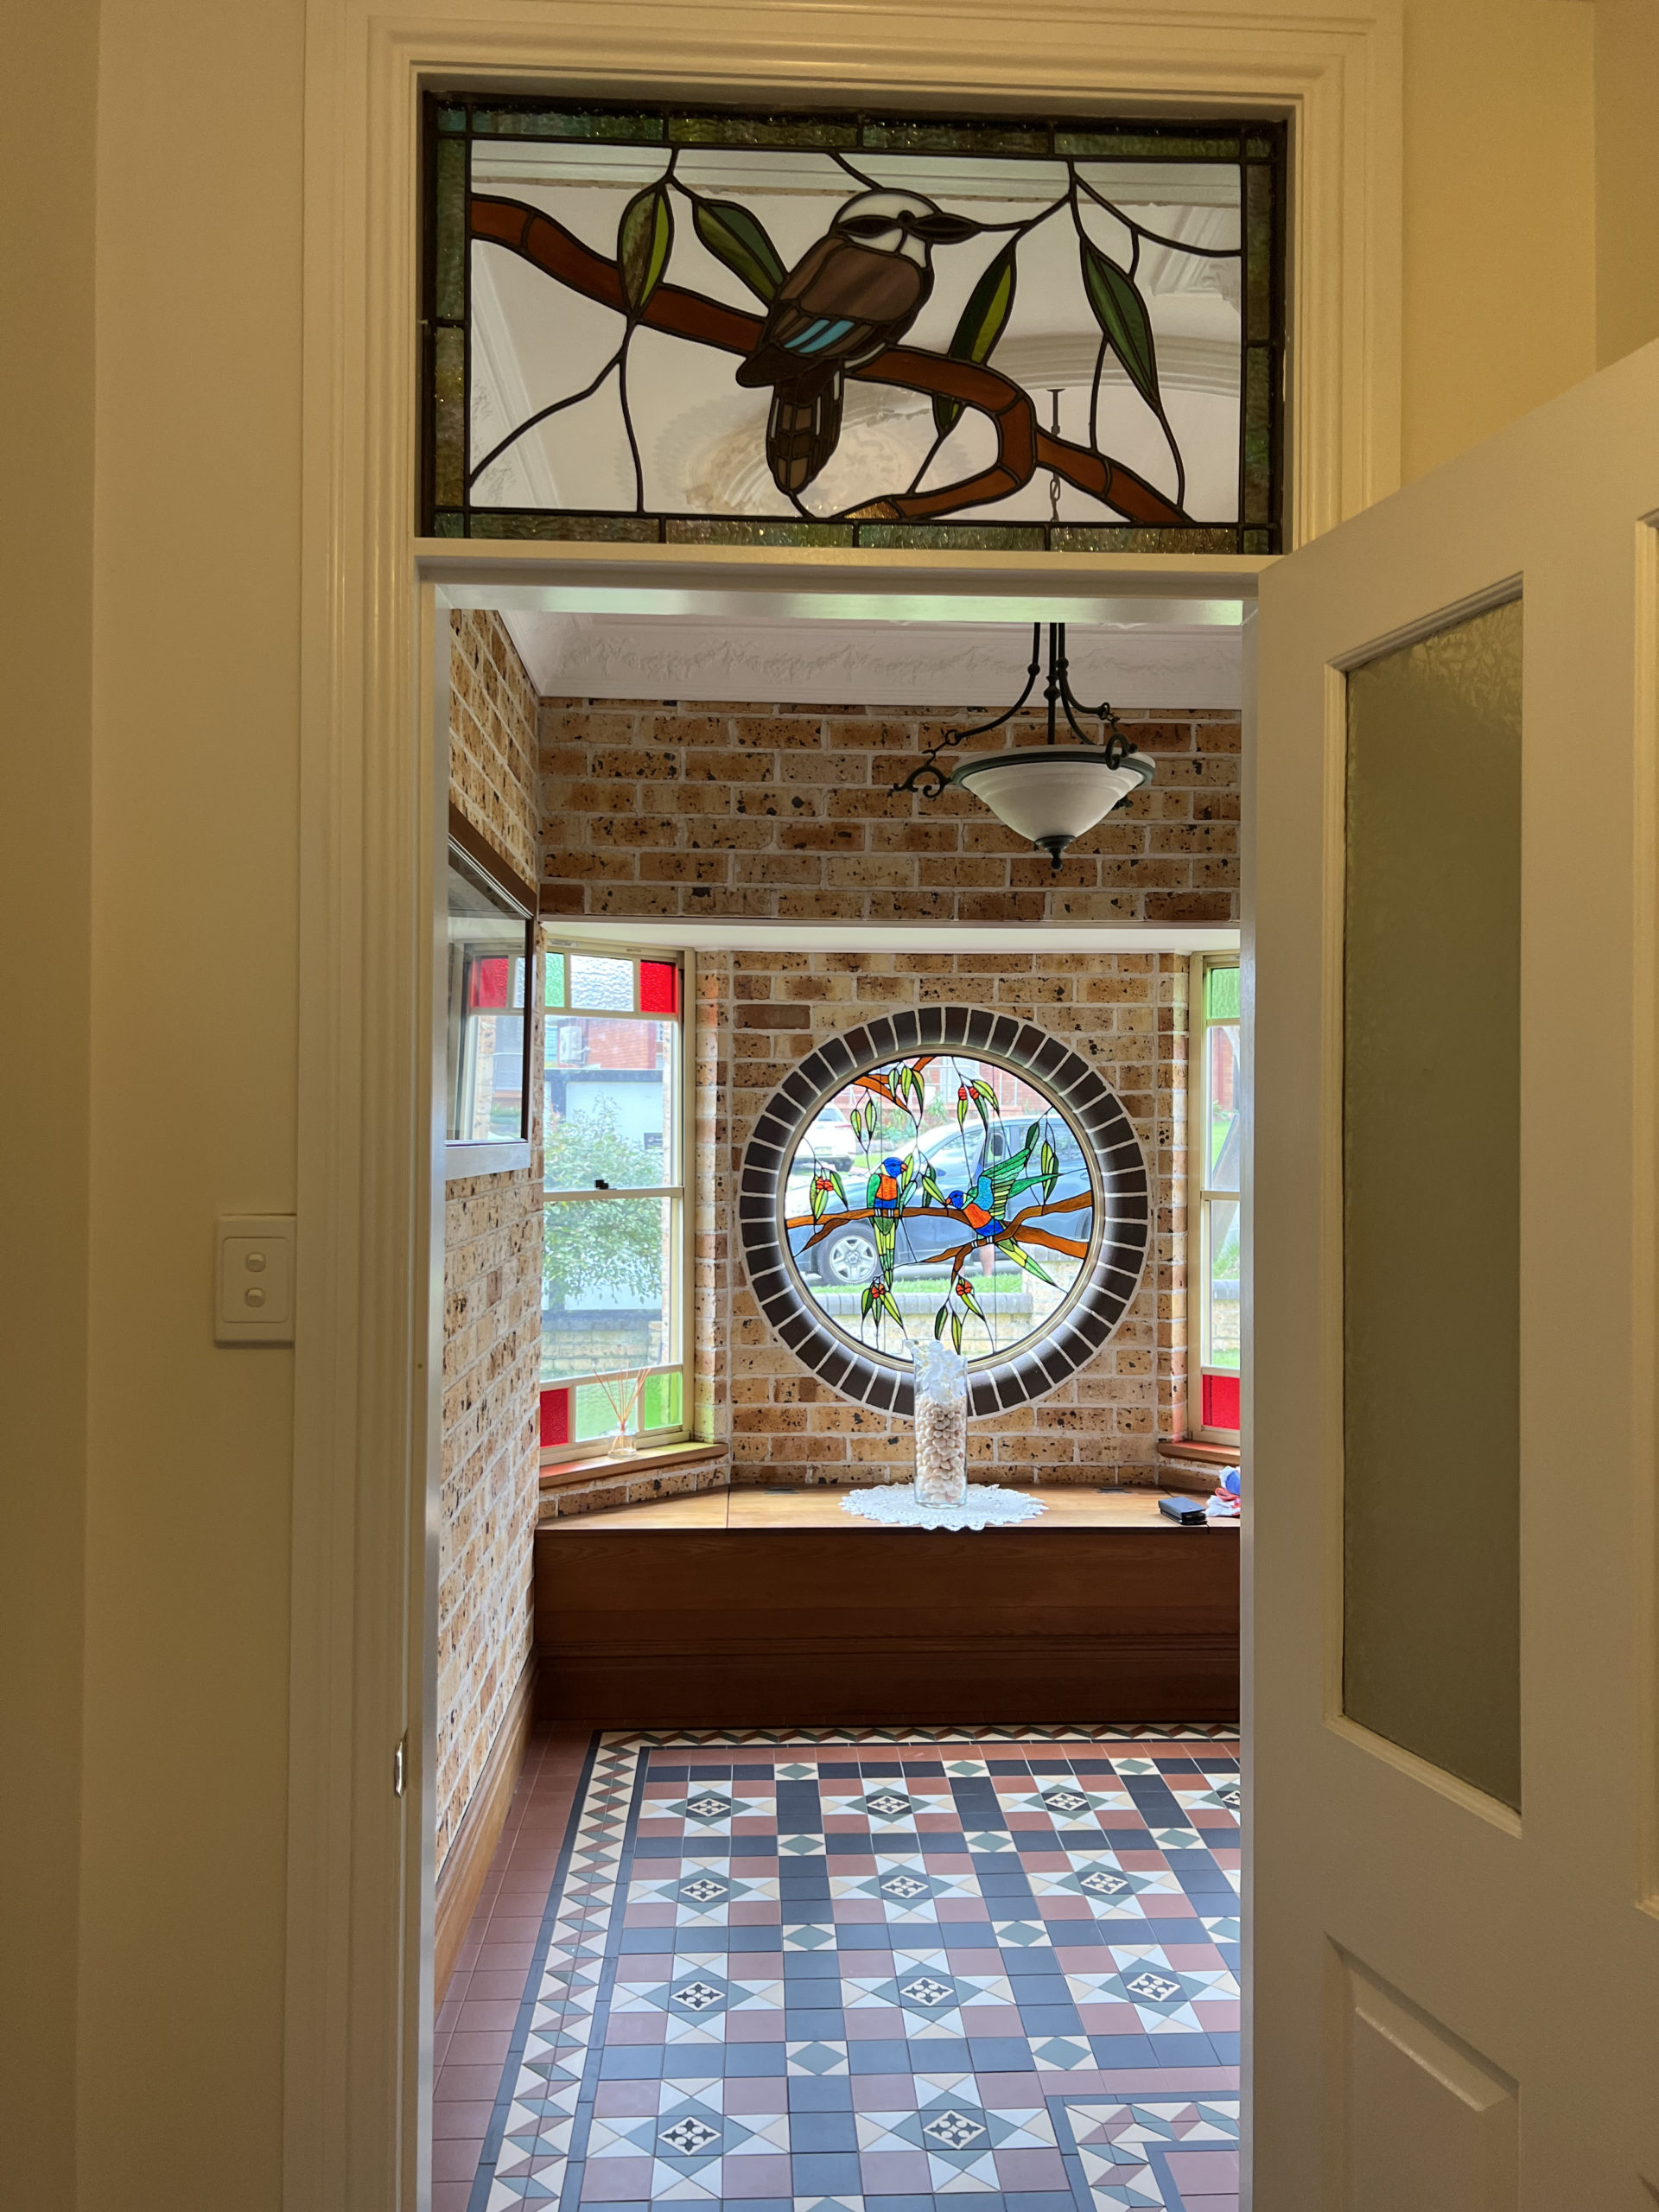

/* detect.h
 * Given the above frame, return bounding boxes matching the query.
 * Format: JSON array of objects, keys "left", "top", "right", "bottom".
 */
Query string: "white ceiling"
[{"left": 502, "top": 609, "right": 1241, "bottom": 709}]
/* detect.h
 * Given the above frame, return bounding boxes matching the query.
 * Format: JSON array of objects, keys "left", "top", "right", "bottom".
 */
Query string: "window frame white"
[
  {"left": 537, "top": 933, "right": 697, "bottom": 1465},
  {"left": 1186, "top": 949, "right": 1243, "bottom": 1446}
]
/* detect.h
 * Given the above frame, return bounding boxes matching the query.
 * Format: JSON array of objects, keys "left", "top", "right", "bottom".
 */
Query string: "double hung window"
[
  {"left": 539, "top": 942, "right": 693, "bottom": 1461},
  {"left": 1189, "top": 955, "right": 1242, "bottom": 1442}
]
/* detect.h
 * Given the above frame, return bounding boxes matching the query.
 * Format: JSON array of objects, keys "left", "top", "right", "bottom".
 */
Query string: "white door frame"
[{"left": 288, "top": 2, "right": 1402, "bottom": 2202}]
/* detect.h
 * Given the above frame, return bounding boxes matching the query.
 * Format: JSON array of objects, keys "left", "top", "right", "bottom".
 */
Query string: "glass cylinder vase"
[{"left": 913, "top": 1340, "right": 969, "bottom": 1507}]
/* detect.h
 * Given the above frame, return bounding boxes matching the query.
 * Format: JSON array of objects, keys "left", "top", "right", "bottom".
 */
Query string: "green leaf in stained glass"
[
  {"left": 691, "top": 197, "right": 785, "bottom": 302},
  {"left": 933, "top": 242, "right": 1019, "bottom": 437},
  {"left": 544, "top": 953, "right": 565, "bottom": 1008},
  {"left": 1078, "top": 241, "right": 1161, "bottom": 415},
  {"left": 619, "top": 183, "right": 673, "bottom": 313},
  {"left": 1205, "top": 963, "right": 1241, "bottom": 1021}
]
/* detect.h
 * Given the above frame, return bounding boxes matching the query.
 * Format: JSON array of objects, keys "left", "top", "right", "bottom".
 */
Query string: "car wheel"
[{"left": 821, "top": 1224, "right": 879, "bottom": 1285}]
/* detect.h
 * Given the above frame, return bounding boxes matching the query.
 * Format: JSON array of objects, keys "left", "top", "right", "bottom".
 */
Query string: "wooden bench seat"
[{"left": 533, "top": 1484, "right": 1238, "bottom": 1728}]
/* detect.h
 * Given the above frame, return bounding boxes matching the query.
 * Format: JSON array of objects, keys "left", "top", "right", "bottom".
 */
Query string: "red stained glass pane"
[
  {"left": 639, "top": 959, "right": 679, "bottom": 1016},
  {"left": 539, "top": 1387, "right": 570, "bottom": 1447},
  {"left": 1203, "top": 1372, "right": 1240, "bottom": 1432},
  {"left": 470, "top": 956, "right": 510, "bottom": 1009}
]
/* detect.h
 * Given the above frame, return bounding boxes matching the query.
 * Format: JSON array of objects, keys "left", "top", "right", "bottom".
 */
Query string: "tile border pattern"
[{"left": 465, "top": 1724, "right": 1239, "bottom": 2212}]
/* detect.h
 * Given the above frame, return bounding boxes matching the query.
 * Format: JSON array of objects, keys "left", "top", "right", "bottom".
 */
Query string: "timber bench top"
[{"left": 541, "top": 1484, "right": 1240, "bottom": 1534}]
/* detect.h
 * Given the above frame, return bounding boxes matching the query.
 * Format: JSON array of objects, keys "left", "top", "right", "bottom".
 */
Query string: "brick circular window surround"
[{"left": 738, "top": 1006, "right": 1150, "bottom": 1420}]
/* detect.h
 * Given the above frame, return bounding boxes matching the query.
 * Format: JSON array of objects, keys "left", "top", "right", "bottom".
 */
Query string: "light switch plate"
[{"left": 215, "top": 1214, "right": 297, "bottom": 1344}]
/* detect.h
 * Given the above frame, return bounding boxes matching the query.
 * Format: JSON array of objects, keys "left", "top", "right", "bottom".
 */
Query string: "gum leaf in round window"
[{"left": 782, "top": 1052, "right": 1096, "bottom": 1363}]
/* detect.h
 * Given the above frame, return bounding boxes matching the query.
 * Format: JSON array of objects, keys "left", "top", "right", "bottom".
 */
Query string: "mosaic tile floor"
[{"left": 451, "top": 1727, "right": 1241, "bottom": 2212}]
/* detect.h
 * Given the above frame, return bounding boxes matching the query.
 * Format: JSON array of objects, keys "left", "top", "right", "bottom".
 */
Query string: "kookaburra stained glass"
[{"left": 423, "top": 100, "right": 1285, "bottom": 552}]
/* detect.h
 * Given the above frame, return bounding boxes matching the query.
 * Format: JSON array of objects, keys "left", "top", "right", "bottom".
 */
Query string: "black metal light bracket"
[{"left": 888, "top": 622, "right": 1134, "bottom": 801}]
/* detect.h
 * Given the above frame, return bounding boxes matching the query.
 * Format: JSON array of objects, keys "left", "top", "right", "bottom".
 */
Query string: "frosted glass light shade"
[{"left": 951, "top": 744, "right": 1155, "bottom": 865}]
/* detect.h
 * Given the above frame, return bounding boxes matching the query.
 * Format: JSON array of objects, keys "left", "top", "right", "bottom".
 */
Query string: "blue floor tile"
[
  {"left": 723, "top": 2046, "right": 786, "bottom": 2077},
  {"left": 966, "top": 2037, "right": 1034, "bottom": 2074},
  {"left": 600, "top": 2048, "right": 665, "bottom": 2078},
  {"left": 849, "top": 2040, "right": 914, "bottom": 2074},
  {"left": 788, "top": 2112, "right": 859, "bottom": 2152},
  {"left": 787, "top": 2077, "right": 854, "bottom": 2112},
  {"left": 791, "top": 2152, "right": 863, "bottom": 2193},
  {"left": 1088, "top": 2034, "right": 1156, "bottom": 2068}
]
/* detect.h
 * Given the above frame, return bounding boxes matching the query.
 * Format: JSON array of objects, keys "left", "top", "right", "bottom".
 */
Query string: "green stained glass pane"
[
  {"left": 543, "top": 952, "right": 565, "bottom": 1008},
  {"left": 861, "top": 121, "right": 1049, "bottom": 154},
  {"left": 437, "top": 106, "right": 467, "bottom": 135},
  {"left": 1243, "top": 527, "right": 1274, "bottom": 555},
  {"left": 855, "top": 523, "right": 1046, "bottom": 551},
  {"left": 470, "top": 513, "right": 660, "bottom": 542},
  {"left": 1052, "top": 524, "right": 1241, "bottom": 554},
  {"left": 1243, "top": 348, "right": 1272, "bottom": 524},
  {"left": 434, "top": 137, "right": 466, "bottom": 321},
  {"left": 433, "top": 511, "right": 465, "bottom": 537},
  {"left": 1205, "top": 963, "right": 1241, "bottom": 1021},
  {"left": 664, "top": 518, "right": 856, "bottom": 547},
  {"left": 671, "top": 113, "right": 858, "bottom": 147},
  {"left": 1055, "top": 130, "right": 1238, "bottom": 159},
  {"left": 473, "top": 108, "right": 665, "bottom": 142},
  {"left": 640, "top": 1368, "right": 683, "bottom": 1431},
  {"left": 1244, "top": 132, "right": 1275, "bottom": 160},
  {"left": 433, "top": 327, "right": 465, "bottom": 508},
  {"left": 1245, "top": 162, "right": 1274, "bottom": 340}
]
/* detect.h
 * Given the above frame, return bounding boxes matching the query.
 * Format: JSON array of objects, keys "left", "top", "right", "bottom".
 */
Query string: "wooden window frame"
[
  {"left": 538, "top": 933, "right": 697, "bottom": 1465},
  {"left": 1186, "top": 949, "right": 1242, "bottom": 1446}
]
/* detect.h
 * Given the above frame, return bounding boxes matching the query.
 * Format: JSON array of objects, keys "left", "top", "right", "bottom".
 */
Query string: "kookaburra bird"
[{"left": 735, "top": 190, "right": 980, "bottom": 496}]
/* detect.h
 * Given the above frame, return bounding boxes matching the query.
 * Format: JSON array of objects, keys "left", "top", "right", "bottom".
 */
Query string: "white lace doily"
[{"left": 840, "top": 1482, "right": 1048, "bottom": 1532}]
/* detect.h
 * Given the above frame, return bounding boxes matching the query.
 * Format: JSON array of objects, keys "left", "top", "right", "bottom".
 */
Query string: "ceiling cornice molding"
[{"left": 501, "top": 611, "right": 1241, "bottom": 709}]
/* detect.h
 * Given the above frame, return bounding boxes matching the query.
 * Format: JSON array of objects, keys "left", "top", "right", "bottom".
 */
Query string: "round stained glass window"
[
  {"left": 738, "top": 1006, "right": 1150, "bottom": 1419},
  {"left": 785, "top": 1054, "right": 1096, "bottom": 1364}
]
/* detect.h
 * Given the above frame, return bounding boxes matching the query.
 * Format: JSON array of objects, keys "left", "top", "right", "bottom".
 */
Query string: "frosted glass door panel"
[{"left": 1342, "top": 596, "right": 1522, "bottom": 1810}]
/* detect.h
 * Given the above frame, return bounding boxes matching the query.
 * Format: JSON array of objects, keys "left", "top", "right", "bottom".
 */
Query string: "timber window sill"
[
  {"left": 446, "top": 1140, "right": 531, "bottom": 1180},
  {"left": 539, "top": 1439, "right": 728, "bottom": 1491},
  {"left": 1156, "top": 1438, "right": 1241, "bottom": 1468}
]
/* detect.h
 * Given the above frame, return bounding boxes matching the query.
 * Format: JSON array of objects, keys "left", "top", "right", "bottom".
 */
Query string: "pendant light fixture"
[{"left": 891, "top": 623, "right": 1154, "bottom": 869}]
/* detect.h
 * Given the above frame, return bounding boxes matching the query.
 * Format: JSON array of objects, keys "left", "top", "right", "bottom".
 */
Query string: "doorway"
[{"left": 424, "top": 592, "right": 1251, "bottom": 2210}]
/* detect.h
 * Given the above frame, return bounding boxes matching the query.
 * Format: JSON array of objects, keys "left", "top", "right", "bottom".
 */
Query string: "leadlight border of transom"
[{"left": 737, "top": 1006, "right": 1150, "bottom": 1419}]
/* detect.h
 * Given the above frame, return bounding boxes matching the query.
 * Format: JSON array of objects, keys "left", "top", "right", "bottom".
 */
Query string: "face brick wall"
[
  {"left": 439, "top": 611, "right": 543, "bottom": 1873},
  {"left": 699, "top": 948, "right": 1191, "bottom": 1488},
  {"left": 537, "top": 699, "right": 1239, "bottom": 924}
]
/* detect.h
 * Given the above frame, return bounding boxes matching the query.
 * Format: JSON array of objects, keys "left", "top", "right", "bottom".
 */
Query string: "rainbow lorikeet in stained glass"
[
  {"left": 946, "top": 1127, "right": 1043, "bottom": 1244},
  {"left": 946, "top": 1181, "right": 1006, "bottom": 1239},
  {"left": 866, "top": 1154, "right": 909, "bottom": 1280}
]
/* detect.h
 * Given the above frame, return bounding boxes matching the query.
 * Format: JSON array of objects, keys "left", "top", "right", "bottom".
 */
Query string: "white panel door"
[{"left": 1250, "top": 338, "right": 1659, "bottom": 2206}]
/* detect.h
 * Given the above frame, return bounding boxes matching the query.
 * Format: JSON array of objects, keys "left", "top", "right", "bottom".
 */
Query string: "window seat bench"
[{"left": 532, "top": 1484, "right": 1238, "bottom": 1729}]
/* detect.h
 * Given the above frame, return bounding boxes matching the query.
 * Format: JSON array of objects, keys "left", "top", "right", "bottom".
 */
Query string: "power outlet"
[{"left": 215, "top": 1214, "right": 296, "bottom": 1344}]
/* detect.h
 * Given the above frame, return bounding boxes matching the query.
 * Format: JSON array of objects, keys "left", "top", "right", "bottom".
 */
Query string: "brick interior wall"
[
  {"left": 537, "top": 699, "right": 1238, "bottom": 924},
  {"left": 439, "top": 612, "right": 543, "bottom": 1873},
  {"left": 698, "top": 949, "right": 1190, "bottom": 1488}
]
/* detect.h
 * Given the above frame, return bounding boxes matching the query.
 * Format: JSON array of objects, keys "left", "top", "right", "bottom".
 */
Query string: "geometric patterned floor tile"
[{"left": 459, "top": 1726, "right": 1240, "bottom": 2212}]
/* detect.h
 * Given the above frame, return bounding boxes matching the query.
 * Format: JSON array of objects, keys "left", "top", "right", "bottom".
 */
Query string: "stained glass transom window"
[{"left": 423, "top": 99, "right": 1285, "bottom": 553}]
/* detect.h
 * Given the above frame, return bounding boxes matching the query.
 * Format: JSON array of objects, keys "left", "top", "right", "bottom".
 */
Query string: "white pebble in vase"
[{"left": 913, "top": 1338, "right": 969, "bottom": 1507}]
